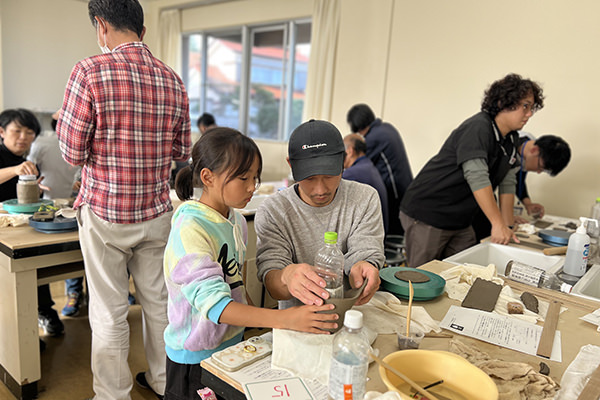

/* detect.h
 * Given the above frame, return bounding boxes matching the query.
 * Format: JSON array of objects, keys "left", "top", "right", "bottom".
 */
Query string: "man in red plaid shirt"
[{"left": 56, "top": 1, "right": 190, "bottom": 399}]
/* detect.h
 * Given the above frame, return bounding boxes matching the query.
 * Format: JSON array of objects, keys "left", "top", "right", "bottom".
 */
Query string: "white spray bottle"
[{"left": 563, "top": 217, "right": 599, "bottom": 277}]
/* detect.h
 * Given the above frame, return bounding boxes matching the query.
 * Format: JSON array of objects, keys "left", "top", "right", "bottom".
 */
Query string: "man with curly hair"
[{"left": 400, "top": 73, "right": 544, "bottom": 267}]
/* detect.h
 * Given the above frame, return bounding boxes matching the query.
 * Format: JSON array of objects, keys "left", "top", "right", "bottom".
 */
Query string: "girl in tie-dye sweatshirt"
[{"left": 163, "top": 128, "right": 337, "bottom": 399}]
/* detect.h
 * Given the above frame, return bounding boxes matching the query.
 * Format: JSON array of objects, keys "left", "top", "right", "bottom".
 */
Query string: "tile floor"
[{"left": 0, "top": 280, "right": 159, "bottom": 400}]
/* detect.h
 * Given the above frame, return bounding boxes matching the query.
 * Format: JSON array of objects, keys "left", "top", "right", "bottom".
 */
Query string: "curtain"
[
  {"left": 157, "top": 9, "right": 182, "bottom": 74},
  {"left": 302, "top": 0, "right": 340, "bottom": 121}
]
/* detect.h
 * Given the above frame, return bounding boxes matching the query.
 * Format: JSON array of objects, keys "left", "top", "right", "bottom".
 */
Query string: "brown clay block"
[
  {"left": 461, "top": 278, "right": 502, "bottom": 312},
  {"left": 507, "top": 302, "right": 524, "bottom": 314},
  {"left": 521, "top": 292, "right": 539, "bottom": 314}
]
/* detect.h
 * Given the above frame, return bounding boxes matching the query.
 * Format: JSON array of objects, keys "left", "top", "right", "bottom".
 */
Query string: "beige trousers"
[{"left": 77, "top": 205, "right": 171, "bottom": 400}]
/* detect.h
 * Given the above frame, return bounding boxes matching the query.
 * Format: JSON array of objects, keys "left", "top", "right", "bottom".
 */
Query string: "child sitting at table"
[{"left": 163, "top": 128, "right": 338, "bottom": 399}]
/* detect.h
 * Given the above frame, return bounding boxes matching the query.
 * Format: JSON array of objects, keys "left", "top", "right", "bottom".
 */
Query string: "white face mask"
[{"left": 97, "top": 20, "right": 111, "bottom": 54}]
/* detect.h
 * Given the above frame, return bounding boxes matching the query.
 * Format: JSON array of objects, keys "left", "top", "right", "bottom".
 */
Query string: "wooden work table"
[
  {"left": 0, "top": 224, "right": 83, "bottom": 400},
  {"left": 201, "top": 260, "right": 600, "bottom": 399}
]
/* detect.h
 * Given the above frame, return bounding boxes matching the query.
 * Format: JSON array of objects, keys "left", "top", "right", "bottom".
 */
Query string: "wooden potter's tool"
[
  {"left": 406, "top": 280, "right": 413, "bottom": 337},
  {"left": 536, "top": 300, "right": 561, "bottom": 358}
]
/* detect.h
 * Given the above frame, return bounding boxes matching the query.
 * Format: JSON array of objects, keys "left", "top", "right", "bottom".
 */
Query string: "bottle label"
[
  {"left": 507, "top": 262, "right": 544, "bottom": 286},
  {"left": 328, "top": 358, "right": 367, "bottom": 400}
]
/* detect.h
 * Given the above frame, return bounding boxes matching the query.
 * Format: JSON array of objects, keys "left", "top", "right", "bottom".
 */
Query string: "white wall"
[
  {"left": 0, "top": 0, "right": 98, "bottom": 112},
  {"left": 325, "top": 0, "right": 599, "bottom": 220},
  {"left": 381, "top": 0, "right": 600, "bottom": 220}
]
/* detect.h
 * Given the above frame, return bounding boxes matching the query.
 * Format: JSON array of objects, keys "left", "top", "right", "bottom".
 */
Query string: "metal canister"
[{"left": 16, "top": 175, "right": 39, "bottom": 204}]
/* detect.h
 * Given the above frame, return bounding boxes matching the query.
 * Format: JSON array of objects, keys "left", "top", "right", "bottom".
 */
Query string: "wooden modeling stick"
[
  {"left": 536, "top": 300, "right": 561, "bottom": 358},
  {"left": 406, "top": 280, "right": 413, "bottom": 337}
]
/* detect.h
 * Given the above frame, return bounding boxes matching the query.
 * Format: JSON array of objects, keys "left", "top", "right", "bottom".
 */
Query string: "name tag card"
[{"left": 243, "top": 377, "right": 316, "bottom": 400}]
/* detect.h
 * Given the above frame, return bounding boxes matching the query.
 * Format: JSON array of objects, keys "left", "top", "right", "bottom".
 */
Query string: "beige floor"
[{"left": 0, "top": 280, "right": 160, "bottom": 400}]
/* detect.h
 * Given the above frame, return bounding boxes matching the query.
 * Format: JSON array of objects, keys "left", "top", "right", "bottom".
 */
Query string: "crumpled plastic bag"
[
  {"left": 555, "top": 344, "right": 600, "bottom": 400},
  {"left": 271, "top": 292, "right": 441, "bottom": 386}
]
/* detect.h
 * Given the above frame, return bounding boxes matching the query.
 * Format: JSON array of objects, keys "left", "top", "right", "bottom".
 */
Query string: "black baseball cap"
[{"left": 288, "top": 119, "right": 345, "bottom": 181}]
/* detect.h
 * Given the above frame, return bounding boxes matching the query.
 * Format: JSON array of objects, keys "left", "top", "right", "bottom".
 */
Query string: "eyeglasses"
[{"left": 515, "top": 102, "right": 537, "bottom": 115}]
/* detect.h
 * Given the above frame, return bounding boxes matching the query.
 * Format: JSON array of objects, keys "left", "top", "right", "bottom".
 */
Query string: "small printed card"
[{"left": 243, "top": 377, "right": 316, "bottom": 400}]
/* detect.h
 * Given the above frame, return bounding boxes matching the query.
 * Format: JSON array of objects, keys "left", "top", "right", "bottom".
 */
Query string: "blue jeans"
[{"left": 65, "top": 277, "right": 84, "bottom": 295}]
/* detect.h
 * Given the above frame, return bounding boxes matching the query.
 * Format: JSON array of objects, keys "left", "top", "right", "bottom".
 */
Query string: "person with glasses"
[
  {"left": 472, "top": 132, "right": 571, "bottom": 240},
  {"left": 514, "top": 133, "right": 571, "bottom": 222},
  {"left": 400, "top": 73, "right": 544, "bottom": 268}
]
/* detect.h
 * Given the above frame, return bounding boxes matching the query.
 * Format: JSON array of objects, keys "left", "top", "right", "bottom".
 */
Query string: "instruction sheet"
[{"left": 441, "top": 305, "right": 562, "bottom": 361}]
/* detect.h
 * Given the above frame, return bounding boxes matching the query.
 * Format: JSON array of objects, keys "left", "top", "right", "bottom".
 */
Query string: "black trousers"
[
  {"left": 165, "top": 357, "right": 225, "bottom": 400},
  {"left": 38, "top": 284, "right": 55, "bottom": 312}
]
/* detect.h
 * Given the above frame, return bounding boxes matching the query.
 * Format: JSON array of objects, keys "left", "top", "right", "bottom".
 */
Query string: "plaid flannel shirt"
[{"left": 57, "top": 42, "right": 191, "bottom": 223}]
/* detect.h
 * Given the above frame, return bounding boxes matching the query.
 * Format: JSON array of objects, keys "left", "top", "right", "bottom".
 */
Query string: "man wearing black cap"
[{"left": 255, "top": 120, "right": 383, "bottom": 309}]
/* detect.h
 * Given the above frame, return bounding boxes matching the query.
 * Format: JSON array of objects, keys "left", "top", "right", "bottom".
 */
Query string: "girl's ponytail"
[{"left": 174, "top": 164, "right": 194, "bottom": 200}]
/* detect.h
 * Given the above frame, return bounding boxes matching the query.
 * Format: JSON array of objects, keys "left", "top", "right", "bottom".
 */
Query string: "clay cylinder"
[{"left": 17, "top": 175, "right": 39, "bottom": 204}]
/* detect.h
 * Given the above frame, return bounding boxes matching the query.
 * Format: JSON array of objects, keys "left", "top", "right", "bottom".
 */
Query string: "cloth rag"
[
  {"left": 440, "top": 263, "right": 561, "bottom": 324},
  {"left": 449, "top": 339, "right": 559, "bottom": 400},
  {"left": 0, "top": 213, "right": 29, "bottom": 227}
]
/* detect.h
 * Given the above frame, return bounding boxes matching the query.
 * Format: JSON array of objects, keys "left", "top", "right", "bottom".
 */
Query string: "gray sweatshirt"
[{"left": 255, "top": 179, "right": 385, "bottom": 287}]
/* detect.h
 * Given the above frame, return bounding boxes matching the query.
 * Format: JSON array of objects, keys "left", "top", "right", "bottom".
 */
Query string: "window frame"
[{"left": 182, "top": 17, "right": 311, "bottom": 142}]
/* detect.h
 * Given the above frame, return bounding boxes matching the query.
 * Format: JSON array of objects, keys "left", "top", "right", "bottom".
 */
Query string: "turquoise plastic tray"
[
  {"left": 1, "top": 199, "right": 53, "bottom": 214},
  {"left": 380, "top": 267, "right": 446, "bottom": 301}
]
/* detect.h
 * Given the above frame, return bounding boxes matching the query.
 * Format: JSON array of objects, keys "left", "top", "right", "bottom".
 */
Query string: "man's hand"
[
  {"left": 514, "top": 215, "right": 529, "bottom": 225},
  {"left": 348, "top": 261, "right": 380, "bottom": 305},
  {"left": 525, "top": 203, "right": 545, "bottom": 219},
  {"left": 280, "top": 263, "right": 330, "bottom": 306},
  {"left": 490, "top": 223, "right": 519, "bottom": 245},
  {"left": 37, "top": 176, "right": 51, "bottom": 193}
]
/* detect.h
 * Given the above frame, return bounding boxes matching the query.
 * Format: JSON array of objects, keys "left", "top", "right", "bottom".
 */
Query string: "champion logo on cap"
[{"left": 302, "top": 143, "right": 327, "bottom": 150}]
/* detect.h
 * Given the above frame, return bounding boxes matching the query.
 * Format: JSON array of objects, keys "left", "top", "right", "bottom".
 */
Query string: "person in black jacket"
[{"left": 347, "top": 104, "right": 412, "bottom": 235}]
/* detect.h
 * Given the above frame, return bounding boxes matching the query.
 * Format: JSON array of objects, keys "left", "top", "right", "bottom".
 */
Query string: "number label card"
[{"left": 243, "top": 377, "right": 315, "bottom": 400}]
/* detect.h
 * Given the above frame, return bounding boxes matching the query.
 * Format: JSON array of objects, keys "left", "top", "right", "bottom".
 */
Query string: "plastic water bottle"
[
  {"left": 328, "top": 310, "right": 369, "bottom": 400},
  {"left": 314, "top": 231, "right": 344, "bottom": 299},
  {"left": 505, "top": 260, "right": 573, "bottom": 293},
  {"left": 588, "top": 198, "right": 600, "bottom": 264}
]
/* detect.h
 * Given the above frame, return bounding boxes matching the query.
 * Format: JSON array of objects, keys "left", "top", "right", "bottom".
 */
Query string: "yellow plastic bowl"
[{"left": 379, "top": 349, "right": 498, "bottom": 400}]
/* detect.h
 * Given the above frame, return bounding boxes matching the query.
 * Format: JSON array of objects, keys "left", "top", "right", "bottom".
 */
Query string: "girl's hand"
[{"left": 280, "top": 303, "right": 339, "bottom": 334}]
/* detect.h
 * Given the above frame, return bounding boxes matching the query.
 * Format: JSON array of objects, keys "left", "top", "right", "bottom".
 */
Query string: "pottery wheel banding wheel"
[
  {"left": 394, "top": 270, "right": 430, "bottom": 283},
  {"left": 380, "top": 267, "right": 446, "bottom": 301}
]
